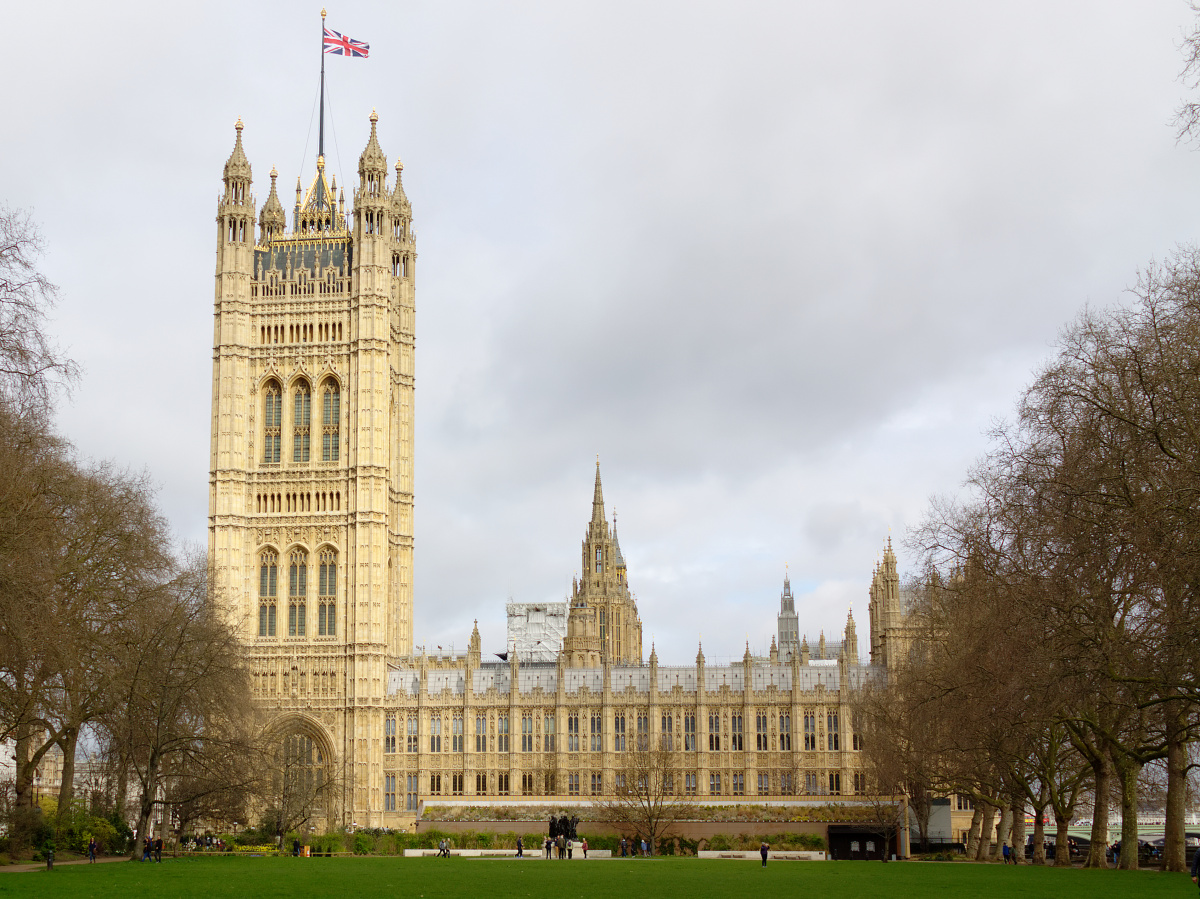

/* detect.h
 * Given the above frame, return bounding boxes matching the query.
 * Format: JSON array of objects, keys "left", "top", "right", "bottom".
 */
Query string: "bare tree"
[
  {"left": 0, "top": 205, "right": 77, "bottom": 408},
  {"left": 592, "top": 736, "right": 689, "bottom": 853},
  {"left": 103, "top": 554, "right": 256, "bottom": 855}
]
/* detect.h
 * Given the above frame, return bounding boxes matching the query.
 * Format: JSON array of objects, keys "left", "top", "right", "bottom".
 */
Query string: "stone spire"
[
  {"left": 591, "top": 458, "right": 606, "bottom": 527},
  {"left": 468, "top": 619, "right": 481, "bottom": 667},
  {"left": 612, "top": 510, "right": 625, "bottom": 568},
  {"left": 844, "top": 608, "right": 858, "bottom": 663},
  {"left": 259, "top": 165, "right": 286, "bottom": 242},
  {"left": 393, "top": 155, "right": 410, "bottom": 212},
  {"left": 777, "top": 565, "right": 799, "bottom": 659},
  {"left": 358, "top": 109, "right": 388, "bottom": 191},
  {"left": 223, "top": 118, "right": 252, "bottom": 189}
]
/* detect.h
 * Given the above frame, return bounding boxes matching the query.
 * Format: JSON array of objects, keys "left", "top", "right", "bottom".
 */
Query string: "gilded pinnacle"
[
  {"left": 317, "top": 155, "right": 325, "bottom": 171},
  {"left": 370, "top": 108, "right": 378, "bottom": 123},
  {"left": 235, "top": 117, "right": 243, "bottom": 132}
]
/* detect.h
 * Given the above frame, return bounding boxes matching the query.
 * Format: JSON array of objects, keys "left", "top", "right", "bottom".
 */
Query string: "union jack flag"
[{"left": 323, "top": 27, "right": 369, "bottom": 58}]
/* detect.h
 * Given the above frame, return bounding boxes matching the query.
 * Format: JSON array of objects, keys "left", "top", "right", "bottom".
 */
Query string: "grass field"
[{"left": 0, "top": 855, "right": 1192, "bottom": 899}]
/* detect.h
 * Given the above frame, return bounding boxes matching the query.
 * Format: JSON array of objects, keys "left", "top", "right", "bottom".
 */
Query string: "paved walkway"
[{"left": 0, "top": 856, "right": 132, "bottom": 873}]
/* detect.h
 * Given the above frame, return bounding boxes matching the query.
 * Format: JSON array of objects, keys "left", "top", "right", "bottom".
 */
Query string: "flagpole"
[{"left": 319, "top": 7, "right": 327, "bottom": 161}]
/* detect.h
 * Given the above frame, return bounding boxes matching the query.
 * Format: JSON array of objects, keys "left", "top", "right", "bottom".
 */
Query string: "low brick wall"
[{"left": 419, "top": 819, "right": 829, "bottom": 844}]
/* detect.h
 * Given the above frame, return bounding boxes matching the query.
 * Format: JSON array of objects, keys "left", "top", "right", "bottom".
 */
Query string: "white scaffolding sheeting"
[{"left": 506, "top": 601, "right": 567, "bottom": 662}]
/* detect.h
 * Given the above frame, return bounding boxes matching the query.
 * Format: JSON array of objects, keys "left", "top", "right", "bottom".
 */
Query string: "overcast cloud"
[{"left": 5, "top": 1, "right": 1199, "bottom": 665}]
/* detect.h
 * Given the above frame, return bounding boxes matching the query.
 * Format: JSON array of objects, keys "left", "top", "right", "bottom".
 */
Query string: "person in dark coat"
[
  {"left": 760, "top": 841, "right": 769, "bottom": 867},
  {"left": 1191, "top": 843, "right": 1200, "bottom": 890},
  {"left": 516, "top": 836, "right": 523, "bottom": 858},
  {"left": 154, "top": 837, "right": 163, "bottom": 862}
]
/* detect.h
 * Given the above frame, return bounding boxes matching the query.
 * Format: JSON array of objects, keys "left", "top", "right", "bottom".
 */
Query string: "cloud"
[{"left": 5, "top": 0, "right": 1198, "bottom": 665}]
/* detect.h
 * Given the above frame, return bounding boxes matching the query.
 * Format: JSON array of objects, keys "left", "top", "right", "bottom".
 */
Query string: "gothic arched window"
[
  {"left": 263, "top": 382, "right": 282, "bottom": 464},
  {"left": 289, "top": 549, "right": 308, "bottom": 636},
  {"left": 318, "top": 548, "right": 336, "bottom": 636},
  {"left": 321, "top": 380, "right": 340, "bottom": 462},
  {"left": 258, "top": 549, "right": 278, "bottom": 636},
  {"left": 293, "top": 381, "right": 311, "bottom": 462}
]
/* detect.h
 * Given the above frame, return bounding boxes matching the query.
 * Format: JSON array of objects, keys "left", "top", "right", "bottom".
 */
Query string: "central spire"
[{"left": 591, "top": 457, "right": 605, "bottom": 525}]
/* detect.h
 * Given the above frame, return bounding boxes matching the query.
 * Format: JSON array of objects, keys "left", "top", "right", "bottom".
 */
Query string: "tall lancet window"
[
  {"left": 322, "top": 381, "right": 340, "bottom": 461},
  {"left": 289, "top": 549, "right": 308, "bottom": 636},
  {"left": 318, "top": 548, "right": 337, "bottom": 636},
  {"left": 263, "top": 382, "right": 282, "bottom": 464},
  {"left": 258, "top": 550, "right": 278, "bottom": 636},
  {"left": 293, "top": 382, "right": 311, "bottom": 462}
]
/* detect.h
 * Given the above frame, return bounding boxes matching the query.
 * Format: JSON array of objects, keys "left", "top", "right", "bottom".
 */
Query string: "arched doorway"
[{"left": 265, "top": 719, "right": 335, "bottom": 838}]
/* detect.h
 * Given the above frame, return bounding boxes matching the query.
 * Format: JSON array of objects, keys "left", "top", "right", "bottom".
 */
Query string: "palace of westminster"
[{"left": 208, "top": 112, "right": 915, "bottom": 829}]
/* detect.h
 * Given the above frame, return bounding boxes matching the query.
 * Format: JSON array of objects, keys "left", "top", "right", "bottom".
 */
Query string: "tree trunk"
[
  {"left": 132, "top": 756, "right": 159, "bottom": 860},
  {"left": 1032, "top": 804, "right": 1047, "bottom": 866},
  {"left": 965, "top": 804, "right": 983, "bottom": 858},
  {"left": 1054, "top": 812, "right": 1071, "bottom": 868},
  {"left": 114, "top": 756, "right": 128, "bottom": 821},
  {"left": 991, "top": 801, "right": 1011, "bottom": 861},
  {"left": 1164, "top": 713, "right": 1187, "bottom": 872},
  {"left": 1113, "top": 752, "right": 1142, "bottom": 871},
  {"left": 1009, "top": 788, "right": 1026, "bottom": 865},
  {"left": 12, "top": 723, "right": 33, "bottom": 811},
  {"left": 1083, "top": 755, "right": 1111, "bottom": 868},
  {"left": 975, "top": 801, "right": 996, "bottom": 861},
  {"left": 56, "top": 728, "right": 78, "bottom": 829}
]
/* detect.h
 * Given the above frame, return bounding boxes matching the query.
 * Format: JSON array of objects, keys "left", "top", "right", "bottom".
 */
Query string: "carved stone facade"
[
  {"left": 208, "top": 113, "right": 415, "bottom": 824},
  {"left": 209, "top": 112, "right": 898, "bottom": 830}
]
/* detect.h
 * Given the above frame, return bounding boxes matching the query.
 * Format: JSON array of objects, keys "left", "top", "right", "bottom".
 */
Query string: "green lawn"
[{"left": 0, "top": 855, "right": 1192, "bottom": 899}]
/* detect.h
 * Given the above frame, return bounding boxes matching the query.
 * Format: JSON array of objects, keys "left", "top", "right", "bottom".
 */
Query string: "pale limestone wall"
[
  {"left": 375, "top": 655, "right": 876, "bottom": 829},
  {"left": 209, "top": 117, "right": 415, "bottom": 827}
]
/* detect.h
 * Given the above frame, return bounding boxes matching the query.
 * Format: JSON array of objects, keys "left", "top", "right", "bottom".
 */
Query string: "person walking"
[
  {"left": 88, "top": 837, "right": 97, "bottom": 863},
  {"left": 142, "top": 836, "right": 152, "bottom": 862},
  {"left": 154, "top": 837, "right": 163, "bottom": 862},
  {"left": 761, "top": 841, "right": 769, "bottom": 867},
  {"left": 582, "top": 838, "right": 588, "bottom": 859},
  {"left": 1002, "top": 842, "right": 1011, "bottom": 865},
  {"left": 516, "top": 836, "right": 523, "bottom": 858},
  {"left": 1191, "top": 842, "right": 1199, "bottom": 891}
]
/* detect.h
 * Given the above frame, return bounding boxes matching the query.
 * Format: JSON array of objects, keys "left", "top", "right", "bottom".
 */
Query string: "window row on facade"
[
  {"left": 381, "top": 769, "right": 866, "bottom": 806},
  {"left": 262, "top": 377, "right": 340, "bottom": 465},
  {"left": 382, "top": 711, "right": 859, "bottom": 755},
  {"left": 258, "top": 547, "right": 338, "bottom": 637}
]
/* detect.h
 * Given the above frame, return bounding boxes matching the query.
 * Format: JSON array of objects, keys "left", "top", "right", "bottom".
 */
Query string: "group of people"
[
  {"left": 141, "top": 836, "right": 164, "bottom": 862},
  {"left": 618, "top": 837, "right": 651, "bottom": 857},
  {"left": 541, "top": 834, "right": 583, "bottom": 858},
  {"left": 436, "top": 839, "right": 451, "bottom": 857}
]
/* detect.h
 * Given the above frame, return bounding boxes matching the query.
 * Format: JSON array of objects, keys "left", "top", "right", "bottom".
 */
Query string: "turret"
[
  {"left": 216, "top": 119, "right": 254, "bottom": 270},
  {"left": 258, "top": 165, "right": 286, "bottom": 243},
  {"left": 777, "top": 567, "right": 799, "bottom": 659},
  {"left": 468, "top": 620, "right": 481, "bottom": 668},
  {"left": 358, "top": 109, "right": 388, "bottom": 197},
  {"left": 843, "top": 609, "right": 858, "bottom": 664}
]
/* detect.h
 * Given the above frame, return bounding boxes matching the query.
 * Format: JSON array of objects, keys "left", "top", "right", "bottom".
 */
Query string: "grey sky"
[{"left": 6, "top": 1, "right": 1198, "bottom": 665}]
